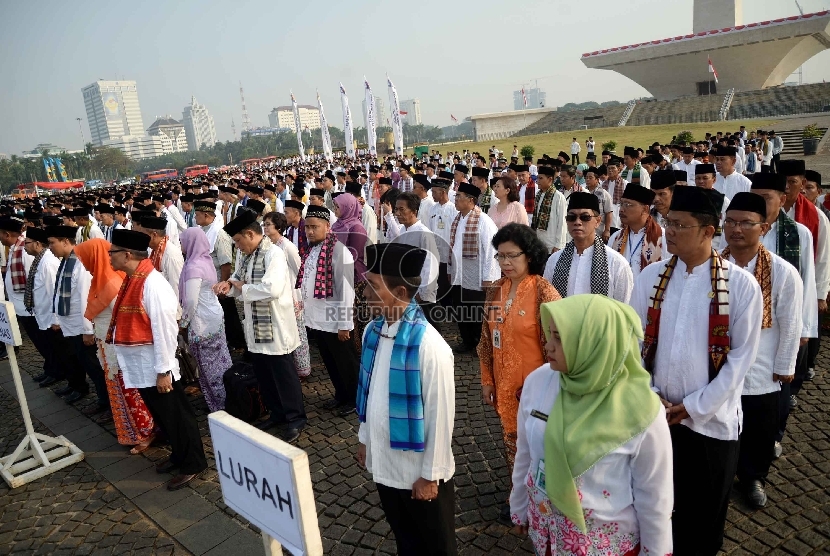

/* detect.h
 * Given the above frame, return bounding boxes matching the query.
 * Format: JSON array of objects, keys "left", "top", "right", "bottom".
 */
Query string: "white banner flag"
[
  {"left": 290, "top": 92, "right": 305, "bottom": 161},
  {"left": 340, "top": 83, "right": 355, "bottom": 159},
  {"left": 317, "top": 90, "right": 333, "bottom": 162},
  {"left": 364, "top": 77, "right": 377, "bottom": 157},
  {"left": 387, "top": 75, "right": 404, "bottom": 157}
]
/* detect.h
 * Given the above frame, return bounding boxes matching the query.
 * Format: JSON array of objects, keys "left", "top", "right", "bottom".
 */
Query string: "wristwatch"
[{"left": 159, "top": 371, "right": 172, "bottom": 377}]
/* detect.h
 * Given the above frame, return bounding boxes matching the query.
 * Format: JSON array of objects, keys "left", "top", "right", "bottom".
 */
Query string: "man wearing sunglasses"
[{"left": 542, "top": 192, "right": 633, "bottom": 302}]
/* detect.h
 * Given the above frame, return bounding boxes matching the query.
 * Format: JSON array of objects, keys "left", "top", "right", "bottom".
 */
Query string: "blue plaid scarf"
[
  {"left": 356, "top": 301, "right": 427, "bottom": 452},
  {"left": 53, "top": 251, "right": 77, "bottom": 317}
]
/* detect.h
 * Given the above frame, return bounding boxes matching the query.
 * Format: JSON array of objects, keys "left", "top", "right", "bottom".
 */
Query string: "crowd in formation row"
[{"left": 0, "top": 127, "right": 824, "bottom": 555}]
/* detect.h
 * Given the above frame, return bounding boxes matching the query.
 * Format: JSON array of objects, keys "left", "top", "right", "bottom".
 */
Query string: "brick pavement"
[{"left": 1, "top": 318, "right": 830, "bottom": 554}]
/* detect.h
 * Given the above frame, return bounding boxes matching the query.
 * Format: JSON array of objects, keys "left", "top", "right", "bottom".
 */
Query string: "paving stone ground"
[{"left": 2, "top": 315, "right": 830, "bottom": 555}]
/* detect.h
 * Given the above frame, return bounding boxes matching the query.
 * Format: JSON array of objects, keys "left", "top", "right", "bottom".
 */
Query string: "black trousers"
[
  {"left": 139, "top": 379, "right": 207, "bottom": 475},
  {"left": 67, "top": 334, "right": 109, "bottom": 407},
  {"left": 248, "top": 352, "right": 306, "bottom": 428},
  {"left": 218, "top": 296, "right": 246, "bottom": 350},
  {"left": 761, "top": 164, "right": 772, "bottom": 174},
  {"left": 771, "top": 153, "right": 781, "bottom": 173},
  {"left": 671, "top": 425, "right": 739, "bottom": 556},
  {"left": 572, "top": 153, "right": 580, "bottom": 165},
  {"left": 313, "top": 329, "right": 359, "bottom": 406},
  {"left": 778, "top": 344, "right": 807, "bottom": 441},
  {"left": 451, "top": 286, "right": 485, "bottom": 348},
  {"left": 376, "top": 479, "right": 457, "bottom": 556},
  {"left": 419, "top": 301, "right": 440, "bottom": 329},
  {"left": 737, "top": 391, "right": 779, "bottom": 485},
  {"left": 19, "top": 316, "right": 59, "bottom": 378},
  {"left": 437, "top": 262, "right": 451, "bottom": 307}
]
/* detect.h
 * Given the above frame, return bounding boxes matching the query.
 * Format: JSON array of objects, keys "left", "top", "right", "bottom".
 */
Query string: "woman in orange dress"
[{"left": 477, "top": 223, "right": 561, "bottom": 522}]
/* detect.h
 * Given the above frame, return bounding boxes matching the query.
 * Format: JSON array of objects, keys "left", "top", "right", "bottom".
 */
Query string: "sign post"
[
  {"left": 208, "top": 411, "right": 323, "bottom": 556},
  {"left": 0, "top": 302, "right": 84, "bottom": 488}
]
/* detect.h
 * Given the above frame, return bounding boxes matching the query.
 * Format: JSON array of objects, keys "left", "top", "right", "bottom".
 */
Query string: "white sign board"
[
  {"left": 0, "top": 302, "right": 22, "bottom": 347},
  {"left": 208, "top": 411, "right": 322, "bottom": 556}
]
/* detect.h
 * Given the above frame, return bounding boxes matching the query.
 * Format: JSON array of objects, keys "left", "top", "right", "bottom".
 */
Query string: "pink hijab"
[{"left": 179, "top": 227, "right": 217, "bottom": 304}]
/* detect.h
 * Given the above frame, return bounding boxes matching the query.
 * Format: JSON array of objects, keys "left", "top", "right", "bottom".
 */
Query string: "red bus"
[
  {"left": 183, "top": 164, "right": 209, "bottom": 178},
  {"left": 141, "top": 169, "right": 178, "bottom": 182},
  {"left": 239, "top": 158, "right": 261, "bottom": 169}
]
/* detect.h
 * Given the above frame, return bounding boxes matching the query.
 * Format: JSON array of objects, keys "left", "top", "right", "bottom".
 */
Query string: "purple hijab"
[
  {"left": 179, "top": 227, "right": 218, "bottom": 304},
  {"left": 331, "top": 194, "right": 368, "bottom": 281}
]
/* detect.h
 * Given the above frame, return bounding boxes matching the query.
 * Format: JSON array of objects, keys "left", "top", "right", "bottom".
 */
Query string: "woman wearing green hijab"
[{"left": 509, "top": 294, "right": 673, "bottom": 555}]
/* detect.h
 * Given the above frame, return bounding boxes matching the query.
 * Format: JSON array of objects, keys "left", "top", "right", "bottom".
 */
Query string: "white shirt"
[
  {"left": 230, "top": 240, "right": 301, "bottom": 355},
  {"left": 273, "top": 237, "right": 301, "bottom": 288},
  {"left": 428, "top": 201, "right": 458, "bottom": 264},
  {"left": 608, "top": 225, "right": 666, "bottom": 279},
  {"left": 449, "top": 210, "right": 501, "bottom": 291},
  {"left": 30, "top": 250, "right": 60, "bottom": 330},
  {"left": 726, "top": 252, "right": 802, "bottom": 396},
  {"left": 622, "top": 165, "right": 651, "bottom": 189},
  {"left": 673, "top": 159, "right": 700, "bottom": 185},
  {"left": 714, "top": 170, "right": 751, "bottom": 200},
  {"left": 156, "top": 244, "right": 184, "bottom": 319},
  {"left": 510, "top": 366, "right": 673, "bottom": 554},
  {"left": 631, "top": 257, "right": 762, "bottom": 440},
  {"left": 163, "top": 205, "right": 188, "bottom": 235},
  {"left": 570, "top": 141, "right": 581, "bottom": 155},
  {"left": 301, "top": 241, "right": 355, "bottom": 333},
  {"left": 114, "top": 270, "right": 180, "bottom": 389},
  {"left": 534, "top": 188, "right": 568, "bottom": 252},
  {"left": 393, "top": 221, "right": 439, "bottom": 303},
  {"left": 417, "top": 193, "right": 436, "bottom": 223},
  {"left": 762, "top": 219, "right": 818, "bottom": 338},
  {"left": 786, "top": 205, "right": 830, "bottom": 299},
  {"left": 53, "top": 255, "right": 94, "bottom": 337},
  {"left": 358, "top": 319, "right": 455, "bottom": 490},
  {"left": 543, "top": 244, "right": 633, "bottom": 303},
  {"left": 4, "top": 236, "right": 34, "bottom": 317},
  {"left": 75, "top": 223, "right": 104, "bottom": 244},
  {"left": 361, "top": 202, "right": 378, "bottom": 244},
  {"left": 180, "top": 278, "right": 224, "bottom": 339}
]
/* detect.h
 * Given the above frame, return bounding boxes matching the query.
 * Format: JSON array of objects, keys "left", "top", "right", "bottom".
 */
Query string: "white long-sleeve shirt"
[
  {"left": 785, "top": 205, "right": 830, "bottom": 299},
  {"left": 428, "top": 201, "right": 458, "bottom": 264},
  {"left": 392, "top": 221, "right": 439, "bottom": 303},
  {"left": 510, "top": 366, "right": 673, "bottom": 555},
  {"left": 157, "top": 245, "right": 184, "bottom": 320},
  {"left": 53, "top": 255, "right": 94, "bottom": 337},
  {"left": 608, "top": 225, "right": 666, "bottom": 279},
  {"left": 113, "top": 270, "right": 180, "bottom": 389},
  {"left": 301, "top": 240, "right": 355, "bottom": 333},
  {"left": 631, "top": 256, "right": 762, "bottom": 440},
  {"left": 714, "top": 170, "right": 752, "bottom": 200},
  {"left": 543, "top": 244, "right": 633, "bottom": 303},
  {"left": 361, "top": 202, "right": 378, "bottom": 245},
  {"left": 357, "top": 319, "right": 455, "bottom": 490},
  {"left": 230, "top": 240, "right": 301, "bottom": 355},
  {"left": 448, "top": 210, "right": 501, "bottom": 291},
  {"left": 163, "top": 205, "right": 188, "bottom": 235},
  {"left": 762, "top": 219, "right": 818, "bottom": 338},
  {"left": 4, "top": 236, "right": 34, "bottom": 317},
  {"left": 672, "top": 159, "right": 699, "bottom": 184},
  {"left": 30, "top": 250, "right": 60, "bottom": 330},
  {"left": 726, "top": 252, "right": 802, "bottom": 396},
  {"left": 180, "top": 278, "right": 224, "bottom": 339},
  {"left": 534, "top": 188, "right": 568, "bottom": 252}
]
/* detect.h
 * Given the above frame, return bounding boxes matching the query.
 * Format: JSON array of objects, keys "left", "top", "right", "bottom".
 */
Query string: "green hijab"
[{"left": 540, "top": 294, "right": 661, "bottom": 533}]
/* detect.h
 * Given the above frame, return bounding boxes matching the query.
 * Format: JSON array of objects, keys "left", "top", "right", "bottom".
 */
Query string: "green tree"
[{"left": 520, "top": 145, "right": 535, "bottom": 159}]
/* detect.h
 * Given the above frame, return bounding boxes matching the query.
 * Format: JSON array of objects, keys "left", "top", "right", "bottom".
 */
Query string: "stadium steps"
[
  {"left": 728, "top": 83, "right": 830, "bottom": 120},
  {"left": 514, "top": 105, "right": 629, "bottom": 136},
  {"left": 775, "top": 127, "right": 828, "bottom": 156}
]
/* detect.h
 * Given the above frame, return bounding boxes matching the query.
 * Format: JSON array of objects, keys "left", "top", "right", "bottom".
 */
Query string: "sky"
[{"left": 2, "top": 0, "right": 830, "bottom": 155}]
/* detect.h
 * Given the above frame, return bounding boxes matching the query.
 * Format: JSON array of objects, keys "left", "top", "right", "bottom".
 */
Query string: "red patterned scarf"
[
  {"left": 721, "top": 244, "right": 773, "bottom": 329},
  {"left": 106, "top": 258, "right": 155, "bottom": 346},
  {"left": 642, "top": 250, "right": 730, "bottom": 381},
  {"left": 449, "top": 206, "right": 481, "bottom": 260},
  {"left": 295, "top": 232, "right": 337, "bottom": 299},
  {"left": 794, "top": 193, "right": 819, "bottom": 260},
  {"left": 150, "top": 236, "right": 167, "bottom": 271},
  {"left": 523, "top": 182, "right": 536, "bottom": 215},
  {"left": 611, "top": 217, "right": 663, "bottom": 271},
  {"left": 8, "top": 234, "right": 27, "bottom": 293}
]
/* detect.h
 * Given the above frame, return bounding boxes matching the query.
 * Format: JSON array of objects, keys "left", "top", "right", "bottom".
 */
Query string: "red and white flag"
[
  {"left": 450, "top": 114, "right": 458, "bottom": 123},
  {"left": 521, "top": 87, "right": 528, "bottom": 107},
  {"left": 400, "top": 110, "right": 408, "bottom": 115},
  {"left": 708, "top": 57, "right": 719, "bottom": 83}
]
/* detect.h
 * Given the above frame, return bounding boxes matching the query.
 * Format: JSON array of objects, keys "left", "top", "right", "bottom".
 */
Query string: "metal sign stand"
[{"left": 0, "top": 302, "right": 84, "bottom": 488}]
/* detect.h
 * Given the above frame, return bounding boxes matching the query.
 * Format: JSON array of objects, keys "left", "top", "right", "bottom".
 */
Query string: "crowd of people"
[{"left": 0, "top": 124, "right": 824, "bottom": 555}]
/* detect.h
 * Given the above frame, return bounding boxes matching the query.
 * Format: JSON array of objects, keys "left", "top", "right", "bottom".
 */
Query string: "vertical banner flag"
[
  {"left": 43, "top": 157, "right": 55, "bottom": 182},
  {"left": 55, "top": 158, "right": 68, "bottom": 182},
  {"left": 521, "top": 87, "right": 528, "bottom": 108},
  {"left": 340, "top": 83, "right": 356, "bottom": 159},
  {"left": 387, "top": 75, "right": 404, "bottom": 157},
  {"left": 290, "top": 91, "right": 306, "bottom": 161},
  {"left": 450, "top": 114, "right": 458, "bottom": 123},
  {"left": 317, "top": 90, "right": 333, "bottom": 162},
  {"left": 708, "top": 57, "right": 719, "bottom": 83},
  {"left": 364, "top": 77, "right": 377, "bottom": 157}
]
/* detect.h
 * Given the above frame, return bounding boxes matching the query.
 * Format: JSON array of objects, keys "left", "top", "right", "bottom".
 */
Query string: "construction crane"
[{"left": 239, "top": 81, "right": 251, "bottom": 133}]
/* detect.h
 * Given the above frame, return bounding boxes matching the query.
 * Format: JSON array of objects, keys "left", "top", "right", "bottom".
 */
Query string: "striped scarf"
[
  {"left": 603, "top": 176, "right": 626, "bottom": 205},
  {"left": 24, "top": 250, "right": 45, "bottom": 314},
  {"left": 356, "top": 301, "right": 428, "bottom": 451},
  {"left": 523, "top": 182, "right": 536, "bottom": 215},
  {"left": 449, "top": 206, "right": 481, "bottom": 260},
  {"left": 550, "top": 235, "right": 609, "bottom": 298},
  {"left": 239, "top": 236, "right": 273, "bottom": 343},
  {"left": 721, "top": 244, "right": 773, "bottom": 329},
  {"left": 53, "top": 251, "right": 77, "bottom": 317},
  {"left": 296, "top": 232, "right": 337, "bottom": 299},
  {"left": 612, "top": 217, "right": 663, "bottom": 271},
  {"left": 285, "top": 219, "right": 308, "bottom": 259},
  {"left": 642, "top": 251, "right": 730, "bottom": 381},
  {"left": 532, "top": 188, "right": 555, "bottom": 232},
  {"left": 81, "top": 220, "right": 94, "bottom": 242},
  {"left": 8, "top": 234, "right": 27, "bottom": 293},
  {"left": 776, "top": 210, "right": 800, "bottom": 273}
]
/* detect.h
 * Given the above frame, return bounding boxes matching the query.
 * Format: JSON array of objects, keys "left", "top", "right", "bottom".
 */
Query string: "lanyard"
[{"left": 627, "top": 230, "right": 646, "bottom": 266}]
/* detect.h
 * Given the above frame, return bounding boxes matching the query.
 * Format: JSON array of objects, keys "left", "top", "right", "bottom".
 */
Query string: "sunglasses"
[{"left": 565, "top": 213, "right": 596, "bottom": 222}]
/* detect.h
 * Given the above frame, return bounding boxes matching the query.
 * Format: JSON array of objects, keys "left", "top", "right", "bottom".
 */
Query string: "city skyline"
[{"left": 3, "top": 0, "right": 830, "bottom": 155}]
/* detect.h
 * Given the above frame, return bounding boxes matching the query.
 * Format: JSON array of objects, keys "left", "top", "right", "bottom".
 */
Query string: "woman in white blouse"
[
  {"left": 510, "top": 294, "right": 673, "bottom": 555},
  {"left": 179, "top": 228, "right": 231, "bottom": 412},
  {"left": 261, "top": 211, "right": 311, "bottom": 379}
]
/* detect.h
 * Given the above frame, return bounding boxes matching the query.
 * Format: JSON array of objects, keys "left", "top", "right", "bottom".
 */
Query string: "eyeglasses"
[
  {"left": 619, "top": 202, "right": 643, "bottom": 209},
  {"left": 108, "top": 249, "right": 126, "bottom": 255},
  {"left": 664, "top": 220, "right": 706, "bottom": 231},
  {"left": 494, "top": 252, "right": 525, "bottom": 262},
  {"left": 565, "top": 213, "right": 597, "bottom": 222},
  {"left": 723, "top": 218, "right": 763, "bottom": 230}
]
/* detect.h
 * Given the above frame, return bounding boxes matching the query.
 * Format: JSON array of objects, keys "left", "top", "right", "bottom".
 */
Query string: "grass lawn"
[{"left": 410, "top": 118, "right": 780, "bottom": 159}]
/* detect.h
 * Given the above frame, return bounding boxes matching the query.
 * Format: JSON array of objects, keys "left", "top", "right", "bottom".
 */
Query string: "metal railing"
[
  {"left": 718, "top": 88, "right": 735, "bottom": 121},
  {"left": 617, "top": 100, "right": 637, "bottom": 127}
]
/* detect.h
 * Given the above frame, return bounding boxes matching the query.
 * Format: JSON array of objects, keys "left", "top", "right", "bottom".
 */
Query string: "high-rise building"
[
  {"left": 269, "top": 105, "right": 321, "bottom": 131},
  {"left": 81, "top": 80, "right": 145, "bottom": 146},
  {"left": 101, "top": 135, "right": 163, "bottom": 160},
  {"left": 399, "top": 99, "right": 422, "bottom": 126},
  {"left": 147, "top": 116, "right": 189, "bottom": 154},
  {"left": 362, "top": 96, "right": 388, "bottom": 128},
  {"left": 513, "top": 87, "right": 547, "bottom": 111},
  {"left": 182, "top": 97, "right": 217, "bottom": 151}
]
